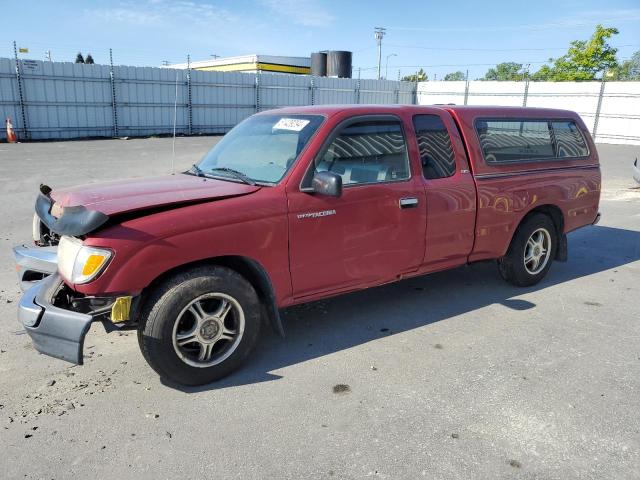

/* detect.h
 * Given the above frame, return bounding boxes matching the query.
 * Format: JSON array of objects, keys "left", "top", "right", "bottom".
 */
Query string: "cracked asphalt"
[{"left": 0, "top": 138, "right": 639, "bottom": 479}]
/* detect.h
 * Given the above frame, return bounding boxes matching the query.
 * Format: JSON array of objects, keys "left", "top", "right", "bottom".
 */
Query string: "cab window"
[
  {"left": 315, "top": 120, "right": 410, "bottom": 185},
  {"left": 413, "top": 115, "right": 456, "bottom": 179}
]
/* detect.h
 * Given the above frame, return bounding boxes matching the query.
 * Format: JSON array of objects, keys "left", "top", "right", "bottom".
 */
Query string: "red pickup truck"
[{"left": 14, "top": 105, "right": 601, "bottom": 386}]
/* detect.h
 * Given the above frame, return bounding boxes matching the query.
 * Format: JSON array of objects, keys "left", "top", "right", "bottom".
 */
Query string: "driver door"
[{"left": 286, "top": 115, "right": 426, "bottom": 298}]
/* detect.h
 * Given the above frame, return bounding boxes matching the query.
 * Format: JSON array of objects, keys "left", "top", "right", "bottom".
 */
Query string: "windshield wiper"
[
  {"left": 209, "top": 167, "right": 256, "bottom": 185},
  {"left": 187, "top": 164, "right": 205, "bottom": 177}
]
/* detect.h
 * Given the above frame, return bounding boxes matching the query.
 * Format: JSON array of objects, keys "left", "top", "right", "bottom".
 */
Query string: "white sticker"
[{"left": 273, "top": 118, "right": 310, "bottom": 132}]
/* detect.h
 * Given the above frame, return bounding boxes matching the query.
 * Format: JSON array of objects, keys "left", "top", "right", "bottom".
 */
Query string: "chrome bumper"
[
  {"left": 13, "top": 244, "right": 57, "bottom": 291},
  {"left": 18, "top": 274, "right": 93, "bottom": 365}
]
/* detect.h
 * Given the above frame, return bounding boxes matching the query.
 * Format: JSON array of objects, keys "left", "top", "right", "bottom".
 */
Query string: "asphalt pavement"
[{"left": 0, "top": 138, "right": 638, "bottom": 479}]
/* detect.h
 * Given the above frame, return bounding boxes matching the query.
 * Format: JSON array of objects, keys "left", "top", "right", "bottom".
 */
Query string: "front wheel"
[
  {"left": 498, "top": 213, "right": 557, "bottom": 287},
  {"left": 137, "top": 266, "right": 261, "bottom": 386}
]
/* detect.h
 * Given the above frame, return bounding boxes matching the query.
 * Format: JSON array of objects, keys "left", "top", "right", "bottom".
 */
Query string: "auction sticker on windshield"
[{"left": 273, "top": 118, "right": 310, "bottom": 131}]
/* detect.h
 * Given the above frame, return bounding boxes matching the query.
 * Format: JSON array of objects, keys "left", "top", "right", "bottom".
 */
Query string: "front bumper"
[
  {"left": 19, "top": 274, "right": 93, "bottom": 365},
  {"left": 13, "top": 244, "right": 57, "bottom": 291}
]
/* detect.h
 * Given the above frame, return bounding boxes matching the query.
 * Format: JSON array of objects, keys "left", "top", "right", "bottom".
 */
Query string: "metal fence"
[
  {"left": 2, "top": 56, "right": 640, "bottom": 145},
  {"left": 0, "top": 57, "right": 416, "bottom": 140},
  {"left": 417, "top": 80, "right": 640, "bottom": 145}
]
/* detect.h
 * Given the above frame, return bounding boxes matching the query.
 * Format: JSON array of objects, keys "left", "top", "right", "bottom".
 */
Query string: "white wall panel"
[{"left": 417, "top": 80, "right": 640, "bottom": 145}]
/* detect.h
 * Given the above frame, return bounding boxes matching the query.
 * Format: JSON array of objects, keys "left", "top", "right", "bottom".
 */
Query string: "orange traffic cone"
[{"left": 6, "top": 117, "right": 17, "bottom": 143}]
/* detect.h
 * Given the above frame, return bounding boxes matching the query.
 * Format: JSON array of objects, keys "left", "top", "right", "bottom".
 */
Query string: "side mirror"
[{"left": 312, "top": 171, "right": 342, "bottom": 197}]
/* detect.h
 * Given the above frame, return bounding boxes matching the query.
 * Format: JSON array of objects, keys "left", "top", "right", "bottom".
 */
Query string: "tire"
[
  {"left": 498, "top": 213, "right": 557, "bottom": 287},
  {"left": 137, "top": 265, "right": 261, "bottom": 386}
]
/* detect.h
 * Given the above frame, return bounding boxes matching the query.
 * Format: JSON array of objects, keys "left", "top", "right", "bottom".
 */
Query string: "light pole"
[
  {"left": 385, "top": 53, "right": 396, "bottom": 80},
  {"left": 374, "top": 27, "right": 386, "bottom": 80}
]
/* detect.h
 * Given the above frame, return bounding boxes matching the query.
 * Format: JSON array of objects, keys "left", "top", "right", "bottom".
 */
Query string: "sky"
[{"left": 1, "top": 0, "right": 639, "bottom": 80}]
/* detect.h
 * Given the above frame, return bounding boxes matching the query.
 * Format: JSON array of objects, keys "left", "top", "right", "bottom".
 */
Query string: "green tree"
[
  {"left": 75, "top": 52, "right": 85, "bottom": 64},
  {"left": 611, "top": 50, "right": 640, "bottom": 80},
  {"left": 482, "top": 62, "right": 523, "bottom": 81},
  {"left": 531, "top": 25, "right": 619, "bottom": 81},
  {"left": 402, "top": 68, "right": 428, "bottom": 82},
  {"left": 444, "top": 71, "right": 466, "bottom": 81},
  {"left": 85, "top": 54, "right": 95, "bottom": 64},
  {"left": 530, "top": 65, "right": 553, "bottom": 81}
]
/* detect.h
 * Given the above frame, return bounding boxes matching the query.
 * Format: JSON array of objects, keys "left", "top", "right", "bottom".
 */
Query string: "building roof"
[{"left": 168, "top": 54, "right": 310, "bottom": 70}]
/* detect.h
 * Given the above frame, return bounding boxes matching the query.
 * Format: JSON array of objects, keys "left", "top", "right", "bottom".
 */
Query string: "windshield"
[{"left": 195, "top": 114, "right": 324, "bottom": 184}]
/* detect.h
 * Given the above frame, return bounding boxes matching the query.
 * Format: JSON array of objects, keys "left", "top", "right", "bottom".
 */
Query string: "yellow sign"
[{"left": 18, "top": 47, "right": 29, "bottom": 53}]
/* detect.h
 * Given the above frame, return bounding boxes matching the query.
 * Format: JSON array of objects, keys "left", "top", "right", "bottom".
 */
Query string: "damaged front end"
[
  {"left": 15, "top": 185, "right": 137, "bottom": 364},
  {"left": 18, "top": 273, "right": 136, "bottom": 364},
  {"left": 20, "top": 274, "right": 94, "bottom": 364},
  {"left": 14, "top": 244, "right": 58, "bottom": 291},
  {"left": 16, "top": 184, "right": 108, "bottom": 291}
]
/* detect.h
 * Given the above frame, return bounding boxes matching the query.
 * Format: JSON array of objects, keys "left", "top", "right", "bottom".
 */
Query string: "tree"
[
  {"left": 611, "top": 50, "right": 640, "bottom": 80},
  {"left": 444, "top": 71, "right": 466, "bottom": 81},
  {"left": 482, "top": 62, "right": 523, "bottom": 81},
  {"left": 402, "top": 68, "right": 428, "bottom": 82},
  {"left": 85, "top": 54, "right": 95, "bottom": 64},
  {"left": 75, "top": 52, "right": 85, "bottom": 64},
  {"left": 530, "top": 65, "right": 553, "bottom": 81},
  {"left": 531, "top": 25, "right": 619, "bottom": 81}
]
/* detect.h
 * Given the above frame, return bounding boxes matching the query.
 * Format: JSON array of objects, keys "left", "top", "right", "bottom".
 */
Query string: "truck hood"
[{"left": 51, "top": 174, "right": 261, "bottom": 216}]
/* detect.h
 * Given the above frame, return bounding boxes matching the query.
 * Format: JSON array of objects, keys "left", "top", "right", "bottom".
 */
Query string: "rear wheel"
[
  {"left": 137, "top": 265, "right": 261, "bottom": 386},
  {"left": 498, "top": 213, "right": 557, "bottom": 287}
]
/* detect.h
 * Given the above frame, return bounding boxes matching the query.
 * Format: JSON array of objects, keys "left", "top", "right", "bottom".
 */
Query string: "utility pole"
[
  {"left": 44, "top": 50, "right": 52, "bottom": 62},
  {"left": 374, "top": 27, "right": 386, "bottom": 80}
]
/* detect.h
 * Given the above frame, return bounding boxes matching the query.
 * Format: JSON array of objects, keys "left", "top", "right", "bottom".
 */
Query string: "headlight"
[{"left": 58, "top": 236, "right": 112, "bottom": 284}]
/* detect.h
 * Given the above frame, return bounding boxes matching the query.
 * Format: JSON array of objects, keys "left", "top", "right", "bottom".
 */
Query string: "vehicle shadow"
[{"left": 163, "top": 224, "right": 640, "bottom": 392}]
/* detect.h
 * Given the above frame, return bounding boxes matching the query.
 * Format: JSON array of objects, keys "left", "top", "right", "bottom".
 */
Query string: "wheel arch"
[
  {"left": 510, "top": 204, "right": 567, "bottom": 261},
  {"left": 139, "top": 255, "right": 284, "bottom": 337}
]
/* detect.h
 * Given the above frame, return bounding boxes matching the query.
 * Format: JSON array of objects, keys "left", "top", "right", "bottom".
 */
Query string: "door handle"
[{"left": 399, "top": 197, "right": 419, "bottom": 209}]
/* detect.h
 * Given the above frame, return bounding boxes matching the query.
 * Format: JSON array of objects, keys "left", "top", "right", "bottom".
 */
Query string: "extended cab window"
[
  {"left": 315, "top": 120, "right": 409, "bottom": 185},
  {"left": 476, "top": 119, "right": 589, "bottom": 164},
  {"left": 413, "top": 115, "right": 456, "bottom": 179},
  {"left": 477, "top": 120, "right": 553, "bottom": 164},
  {"left": 552, "top": 121, "right": 589, "bottom": 158}
]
